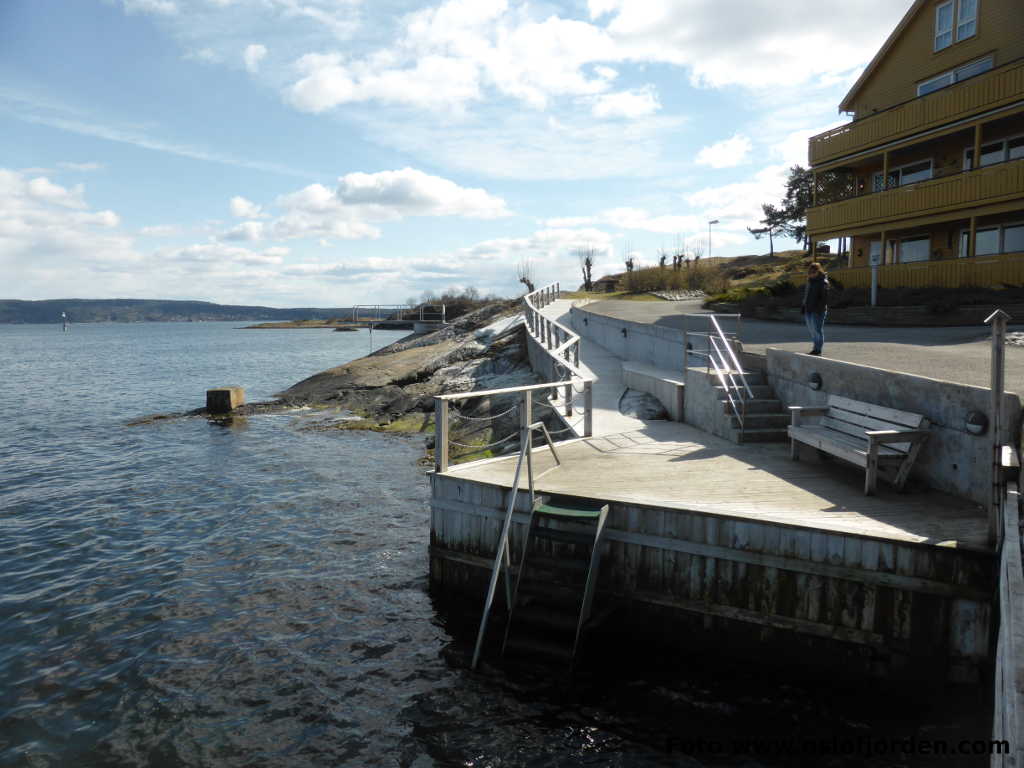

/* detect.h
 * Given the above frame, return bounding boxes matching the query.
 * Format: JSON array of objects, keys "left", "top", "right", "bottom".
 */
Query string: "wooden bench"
[{"left": 788, "top": 394, "right": 931, "bottom": 495}]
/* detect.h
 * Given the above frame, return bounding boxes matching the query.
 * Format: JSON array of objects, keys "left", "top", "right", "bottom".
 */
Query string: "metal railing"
[
  {"left": 469, "top": 406, "right": 562, "bottom": 670},
  {"left": 683, "top": 313, "right": 754, "bottom": 433},
  {"left": 351, "top": 304, "right": 446, "bottom": 324},
  {"left": 524, "top": 282, "right": 581, "bottom": 370}
]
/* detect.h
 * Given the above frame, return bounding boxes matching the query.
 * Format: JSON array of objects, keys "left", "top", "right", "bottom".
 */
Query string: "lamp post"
[{"left": 708, "top": 219, "right": 719, "bottom": 260}]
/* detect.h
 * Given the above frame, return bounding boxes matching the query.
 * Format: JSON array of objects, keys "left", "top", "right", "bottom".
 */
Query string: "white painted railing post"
[
  {"left": 434, "top": 397, "right": 449, "bottom": 473},
  {"left": 522, "top": 389, "right": 532, "bottom": 453},
  {"left": 584, "top": 380, "right": 593, "bottom": 437},
  {"left": 987, "top": 309, "right": 1011, "bottom": 544},
  {"left": 564, "top": 383, "right": 572, "bottom": 417}
]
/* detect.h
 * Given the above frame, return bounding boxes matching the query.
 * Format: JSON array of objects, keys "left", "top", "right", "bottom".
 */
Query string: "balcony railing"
[
  {"left": 809, "top": 59, "right": 1024, "bottom": 166},
  {"left": 808, "top": 156, "right": 1024, "bottom": 238},
  {"left": 823, "top": 251, "right": 1024, "bottom": 290}
]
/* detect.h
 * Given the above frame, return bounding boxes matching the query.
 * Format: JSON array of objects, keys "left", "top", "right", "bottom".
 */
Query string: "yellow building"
[{"left": 806, "top": 0, "right": 1024, "bottom": 290}]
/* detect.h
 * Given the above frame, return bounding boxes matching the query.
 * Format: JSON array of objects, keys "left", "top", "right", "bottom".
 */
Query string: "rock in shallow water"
[{"left": 618, "top": 388, "right": 668, "bottom": 420}]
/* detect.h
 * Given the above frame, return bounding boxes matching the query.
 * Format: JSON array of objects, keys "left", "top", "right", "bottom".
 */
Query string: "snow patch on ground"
[{"left": 474, "top": 313, "right": 524, "bottom": 344}]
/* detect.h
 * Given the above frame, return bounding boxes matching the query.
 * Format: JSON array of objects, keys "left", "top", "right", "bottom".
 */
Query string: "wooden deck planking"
[{"left": 444, "top": 423, "right": 990, "bottom": 552}]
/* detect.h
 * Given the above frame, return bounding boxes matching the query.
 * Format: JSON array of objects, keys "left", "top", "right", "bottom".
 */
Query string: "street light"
[{"left": 708, "top": 219, "right": 719, "bottom": 260}]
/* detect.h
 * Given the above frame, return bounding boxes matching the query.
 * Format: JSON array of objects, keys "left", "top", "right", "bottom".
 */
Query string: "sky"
[{"left": 1, "top": 0, "right": 910, "bottom": 307}]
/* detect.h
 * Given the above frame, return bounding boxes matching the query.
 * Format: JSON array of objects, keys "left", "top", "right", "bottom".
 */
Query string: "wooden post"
[
  {"left": 880, "top": 229, "right": 888, "bottom": 265},
  {"left": 434, "top": 398, "right": 449, "bottom": 473},
  {"left": 811, "top": 170, "right": 817, "bottom": 207},
  {"left": 987, "top": 309, "right": 1011, "bottom": 544},
  {"left": 583, "top": 381, "right": 593, "bottom": 437},
  {"left": 973, "top": 123, "right": 983, "bottom": 170},
  {"left": 882, "top": 151, "right": 889, "bottom": 188},
  {"left": 968, "top": 216, "right": 977, "bottom": 259}
]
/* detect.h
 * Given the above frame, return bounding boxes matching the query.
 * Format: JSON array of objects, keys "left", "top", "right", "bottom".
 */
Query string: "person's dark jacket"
[{"left": 801, "top": 275, "right": 829, "bottom": 315}]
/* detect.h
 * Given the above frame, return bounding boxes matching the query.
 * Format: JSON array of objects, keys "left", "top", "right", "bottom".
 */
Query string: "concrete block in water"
[{"left": 206, "top": 387, "right": 245, "bottom": 414}]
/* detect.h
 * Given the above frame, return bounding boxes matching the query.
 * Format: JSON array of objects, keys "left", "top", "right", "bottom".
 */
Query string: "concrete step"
[
  {"left": 735, "top": 427, "right": 788, "bottom": 443},
  {"left": 721, "top": 398, "right": 784, "bottom": 414},
  {"left": 730, "top": 413, "right": 791, "bottom": 430},
  {"left": 716, "top": 384, "right": 773, "bottom": 399}
]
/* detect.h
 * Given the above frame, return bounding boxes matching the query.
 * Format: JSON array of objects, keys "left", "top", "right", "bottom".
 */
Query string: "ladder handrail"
[{"left": 470, "top": 419, "right": 561, "bottom": 670}]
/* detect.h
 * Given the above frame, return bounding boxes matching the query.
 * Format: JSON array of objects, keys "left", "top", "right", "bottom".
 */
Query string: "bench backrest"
[{"left": 823, "top": 394, "right": 928, "bottom": 454}]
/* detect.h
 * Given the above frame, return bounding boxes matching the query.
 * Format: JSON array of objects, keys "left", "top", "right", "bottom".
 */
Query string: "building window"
[
  {"left": 960, "top": 222, "right": 1024, "bottom": 256},
  {"left": 935, "top": 0, "right": 979, "bottom": 50},
  {"left": 957, "top": 0, "right": 978, "bottom": 41},
  {"left": 935, "top": 1, "right": 954, "bottom": 50},
  {"left": 964, "top": 133, "right": 1024, "bottom": 169},
  {"left": 899, "top": 236, "right": 932, "bottom": 263},
  {"left": 917, "top": 56, "right": 993, "bottom": 96}
]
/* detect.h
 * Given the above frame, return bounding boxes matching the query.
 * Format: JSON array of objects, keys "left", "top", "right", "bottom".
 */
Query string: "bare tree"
[
  {"left": 575, "top": 245, "right": 596, "bottom": 291},
  {"left": 689, "top": 238, "right": 705, "bottom": 262},
  {"left": 516, "top": 258, "right": 536, "bottom": 293},
  {"left": 623, "top": 240, "right": 635, "bottom": 273},
  {"left": 658, "top": 246, "right": 668, "bottom": 269}
]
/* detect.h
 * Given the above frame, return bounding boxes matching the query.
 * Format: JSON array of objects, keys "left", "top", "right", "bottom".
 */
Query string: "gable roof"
[{"left": 838, "top": 0, "right": 927, "bottom": 113}]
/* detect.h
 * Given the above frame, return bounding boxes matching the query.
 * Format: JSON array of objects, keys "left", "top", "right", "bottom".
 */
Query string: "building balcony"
[
  {"left": 809, "top": 59, "right": 1024, "bottom": 166},
  {"left": 807, "top": 156, "right": 1024, "bottom": 239}
]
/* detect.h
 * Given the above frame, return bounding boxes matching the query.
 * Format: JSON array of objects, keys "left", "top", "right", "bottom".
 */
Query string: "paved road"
[{"left": 586, "top": 299, "right": 1024, "bottom": 392}]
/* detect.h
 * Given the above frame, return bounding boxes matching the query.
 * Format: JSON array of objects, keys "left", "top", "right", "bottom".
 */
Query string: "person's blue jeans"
[{"left": 805, "top": 311, "right": 826, "bottom": 353}]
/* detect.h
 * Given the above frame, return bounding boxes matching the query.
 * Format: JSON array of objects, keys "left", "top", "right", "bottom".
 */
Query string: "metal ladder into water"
[{"left": 470, "top": 421, "right": 609, "bottom": 671}]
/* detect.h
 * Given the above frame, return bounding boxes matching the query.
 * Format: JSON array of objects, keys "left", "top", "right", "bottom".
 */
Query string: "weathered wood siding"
[
  {"left": 431, "top": 474, "right": 995, "bottom": 676},
  {"left": 992, "top": 479, "right": 1024, "bottom": 766}
]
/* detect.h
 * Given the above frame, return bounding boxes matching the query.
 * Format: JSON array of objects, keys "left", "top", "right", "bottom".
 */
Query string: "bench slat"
[
  {"left": 827, "top": 394, "right": 926, "bottom": 429},
  {"left": 827, "top": 406, "right": 915, "bottom": 435},
  {"left": 821, "top": 415, "right": 911, "bottom": 454},
  {"left": 788, "top": 425, "right": 904, "bottom": 463}
]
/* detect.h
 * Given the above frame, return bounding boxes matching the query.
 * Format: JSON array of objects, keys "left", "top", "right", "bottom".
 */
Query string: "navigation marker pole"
[{"left": 61, "top": 312, "right": 68, "bottom": 332}]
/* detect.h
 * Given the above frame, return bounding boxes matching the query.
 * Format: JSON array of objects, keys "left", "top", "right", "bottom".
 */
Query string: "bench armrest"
[
  {"left": 866, "top": 429, "right": 930, "bottom": 444},
  {"left": 788, "top": 405, "right": 827, "bottom": 427}
]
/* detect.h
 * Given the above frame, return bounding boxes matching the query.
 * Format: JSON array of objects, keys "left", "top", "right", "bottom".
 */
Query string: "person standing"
[{"left": 801, "top": 262, "right": 829, "bottom": 356}]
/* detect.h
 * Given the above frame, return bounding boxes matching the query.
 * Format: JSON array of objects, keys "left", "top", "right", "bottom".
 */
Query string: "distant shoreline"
[{"left": 242, "top": 320, "right": 362, "bottom": 330}]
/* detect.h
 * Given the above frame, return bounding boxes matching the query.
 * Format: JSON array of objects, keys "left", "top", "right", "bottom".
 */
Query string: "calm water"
[{"left": 0, "top": 322, "right": 989, "bottom": 767}]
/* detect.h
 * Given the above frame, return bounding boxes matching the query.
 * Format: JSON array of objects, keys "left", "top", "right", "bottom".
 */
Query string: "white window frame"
[
  {"left": 917, "top": 55, "right": 993, "bottom": 97},
  {"left": 956, "top": 0, "right": 978, "bottom": 42},
  {"left": 1004, "top": 221, "right": 1024, "bottom": 253},
  {"left": 959, "top": 221, "right": 1024, "bottom": 257},
  {"left": 935, "top": 0, "right": 954, "bottom": 50},
  {"left": 935, "top": 0, "right": 979, "bottom": 51},
  {"left": 898, "top": 235, "right": 933, "bottom": 263},
  {"left": 963, "top": 132, "right": 1024, "bottom": 170}
]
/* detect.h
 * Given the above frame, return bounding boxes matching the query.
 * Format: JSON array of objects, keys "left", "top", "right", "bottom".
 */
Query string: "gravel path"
[{"left": 585, "top": 299, "right": 1024, "bottom": 392}]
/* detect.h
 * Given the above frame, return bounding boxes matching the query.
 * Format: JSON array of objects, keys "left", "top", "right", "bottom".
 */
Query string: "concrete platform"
[{"left": 442, "top": 420, "right": 989, "bottom": 552}]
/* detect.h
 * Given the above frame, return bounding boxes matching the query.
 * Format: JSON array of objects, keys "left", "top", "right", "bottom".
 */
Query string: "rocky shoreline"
[{"left": 135, "top": 300, "right": 557, "bottom": 462}]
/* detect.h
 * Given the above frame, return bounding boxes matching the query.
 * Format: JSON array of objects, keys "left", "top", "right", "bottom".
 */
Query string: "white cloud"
[
  {"left": 163, "top": 242, "right": 287, "bottom": 266},
  {"left": 695, "top": 134, "right": 752, "bottom": 169},
  {"left": 591, "top": 86, "right": 660, "bottom": 119},
  {"left": 221, "top": 221, "right": 265, "bottom": 241},
  {"left": 229, "top": 195, "right": 265, "bottom": 218},
  {"left": 57, "top": 161, "right": 104, "bottom": 172},
  {"left": 335, "top": 167, "right": 508, "bottom": 218},
  {"left": 600, "top": 207, "right": 701, "bottom": 235},
  {"left": 140, "top": 224, "right": 178, "bottom": 236},
  {"left": 243, "top": 43, "right": 268, "bottom": 73},
  {"left": 122, "top": 0, "right": 178, "bottom": 15},
  {"left": 266, "top": 168, "right": 509, "bottom": 241},
  {"left": 27, "top": 177, "right": 87, "bottom": 209},
  {"left": 593, "top": 0, "right": 903, "bottom": 89}
]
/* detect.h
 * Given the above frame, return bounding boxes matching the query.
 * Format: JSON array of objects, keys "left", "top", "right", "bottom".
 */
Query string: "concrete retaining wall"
[
  {"left": 569, "top": 305, "right": 686, "bottom": 371},
  {"left": 767, "top": 348, "right": 1021, "bottom": 504}
]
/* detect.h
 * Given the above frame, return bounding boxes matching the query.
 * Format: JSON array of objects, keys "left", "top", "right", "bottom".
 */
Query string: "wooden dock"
[{"left": 430, "top": 420, "right": 995, "bottom": 680}]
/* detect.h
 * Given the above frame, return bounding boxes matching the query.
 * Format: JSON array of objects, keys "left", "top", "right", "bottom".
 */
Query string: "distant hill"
[{"left": 0, "top": 299, "right": 358, "bottom": 324}]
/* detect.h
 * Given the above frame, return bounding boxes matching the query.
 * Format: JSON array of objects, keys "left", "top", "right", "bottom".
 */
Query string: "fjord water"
[{"left": 0, "top": 322, "right": 989, "bottom": 767}]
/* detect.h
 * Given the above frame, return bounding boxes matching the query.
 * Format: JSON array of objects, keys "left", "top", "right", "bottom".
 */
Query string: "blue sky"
[{"left": 1, "top": 0, "right": 908, "bottom": 307}]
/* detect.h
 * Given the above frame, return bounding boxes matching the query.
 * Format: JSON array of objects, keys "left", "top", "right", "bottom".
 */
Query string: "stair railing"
[
  {"left": 683, "top": 313, "right": 753, "bottom": 437},
  {"left": 471, "top": 405, "right": 561, "bottom": 670}
]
